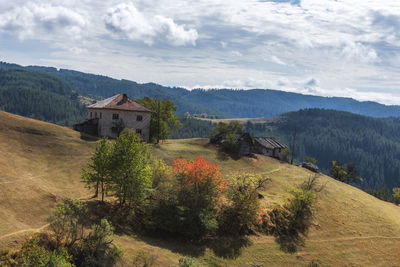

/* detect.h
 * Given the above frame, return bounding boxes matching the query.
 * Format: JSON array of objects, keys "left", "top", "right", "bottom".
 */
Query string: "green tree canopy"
[
  {"left": 136, "top": 98, "right": 182, "bottom": 143},
  {"left": 81, "top": 137, "right": 112, "bottom": 201},
  {"left": 109, "top": 129, "right": 152, "bottom": 209}
]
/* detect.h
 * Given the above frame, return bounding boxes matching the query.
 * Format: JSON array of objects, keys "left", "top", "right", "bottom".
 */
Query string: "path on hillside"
[
  {"left": 0, "top": 224, "right": 49, "bottom": 240},
  {"left": 309, "top": 235, "right": 400, "bottom": 242}
]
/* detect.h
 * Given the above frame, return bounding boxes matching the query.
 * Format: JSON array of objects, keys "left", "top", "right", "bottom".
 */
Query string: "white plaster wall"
[{"left": 88, "top": 108, "right": 151, "bottom": 141}]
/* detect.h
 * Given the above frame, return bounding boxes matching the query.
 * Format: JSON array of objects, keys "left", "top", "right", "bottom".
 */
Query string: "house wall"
[{"left": 88, "top": 108, "right": 151, "bottom": 141}]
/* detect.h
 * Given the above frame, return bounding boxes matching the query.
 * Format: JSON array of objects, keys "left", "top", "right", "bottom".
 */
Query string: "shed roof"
[
  {"left": 254, "top": 137, "right": 287, "bottom": 149},
  {"left": 88, "top": 94, "right": 152, "bottom": 112}
]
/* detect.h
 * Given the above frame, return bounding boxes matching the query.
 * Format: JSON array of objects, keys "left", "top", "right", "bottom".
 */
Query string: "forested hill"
[
  {"left": 2, "top": 61, "right": 400, "bottom": 118},
  {"left": 257, "top": 109, "right": 400, "bottom": 189},
  {"left": 173, "top": 109, "right": 400, "bottom": 190},
  {"left": 0, "top": 69, "right": 86, "bottom": 126}
]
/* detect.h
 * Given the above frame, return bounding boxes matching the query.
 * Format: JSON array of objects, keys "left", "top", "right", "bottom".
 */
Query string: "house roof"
[
  {"left": 88, "top": 94, "right": 152, "bottom": 112},
  {"left": 254, "top": 137, "right": 287, "bottom": 149}
]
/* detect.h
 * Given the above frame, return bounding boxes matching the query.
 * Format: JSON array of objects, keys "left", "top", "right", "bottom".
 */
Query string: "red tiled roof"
[{"left": 88, "top": 94, "right": 152, "bottom": 112}]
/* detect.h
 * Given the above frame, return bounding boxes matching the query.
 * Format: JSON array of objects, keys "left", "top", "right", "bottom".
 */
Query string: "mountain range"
[{"left": 1, "top": 61, "right": 400, "bottom": 125}]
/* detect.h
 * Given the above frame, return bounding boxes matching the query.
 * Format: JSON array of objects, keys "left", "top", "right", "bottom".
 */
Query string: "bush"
[
  {"left": 132, "top": 250, "right": 156, "bottom": 267},
  {"left": 178, "top": 257, "right": 199, "bottom": 267},
  {"left": 304, "top": 156, "right": 317, "bottom": 164},
  {"left": 261, "top": 188, "right": 316, "bottom": 253},
  {"left": 219, "top": 173, "right": 269, "bottom": 235},
  {"left": 393, "top": 187, "right": 400, "bottom": 205},
  {"left": 47, "top": 199, "right": 87, "bottom": 247},
  {"left": 15, "top": 236, "right": 73, "bottom": 267},
  {"left": 72, "top": 219, "right": 122, "bottom": 267}
]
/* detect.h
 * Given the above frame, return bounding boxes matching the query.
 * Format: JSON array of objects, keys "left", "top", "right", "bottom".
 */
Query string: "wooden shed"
[{"left": 253, "top": 137, "right": 287, "bottom": 160}]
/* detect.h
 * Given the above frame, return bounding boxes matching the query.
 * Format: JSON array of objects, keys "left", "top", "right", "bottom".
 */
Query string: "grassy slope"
[
  {"left": 0, "top": 111, "right": 400, "bottom": 266},
  {"left": 0, "top": 111, "right": 95, "bottom": 247}
]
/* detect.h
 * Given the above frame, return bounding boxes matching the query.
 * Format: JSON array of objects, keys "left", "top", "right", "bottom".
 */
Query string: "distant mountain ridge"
[{"left": 1, "top": 61, "right": 400, "bottom": 119}]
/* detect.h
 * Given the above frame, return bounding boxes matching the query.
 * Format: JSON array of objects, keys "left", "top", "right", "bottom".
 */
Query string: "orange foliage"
[{"left": 173, "top": 156, "right": 227, "bottom": 192}]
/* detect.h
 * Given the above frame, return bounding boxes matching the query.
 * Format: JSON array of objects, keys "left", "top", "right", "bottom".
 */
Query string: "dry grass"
[
  {"left": 0, "top": 111, "right": 96, "bottom": 246},
  {"left": 1, "top": 110, "right": 400, "bottom": 266}
]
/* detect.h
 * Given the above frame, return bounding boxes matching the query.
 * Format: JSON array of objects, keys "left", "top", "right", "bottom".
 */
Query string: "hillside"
[
  {"left": 2, "top": 61, "right": 400, "bottom": 120},
  {"left": 0, "top": 111, "right": 400, "bottom": 266},
  {"left": 0, "top": 69, "right": 86, "bottom": 126},
  {"left": 0, "top": 111, "right": 95, "bottom": 247},
  {"left": 260, "top": 109, "right": 400, "bottom": 190},
  {"left": 178, "top": 110, "right": 400, "bottom": 190}
]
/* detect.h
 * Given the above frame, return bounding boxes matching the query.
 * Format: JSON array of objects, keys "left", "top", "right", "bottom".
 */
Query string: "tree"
[
  {"left": 330, "top": 161, "right": 363, "bottom": 184},
  {"left": 330, "top": 161, "right": 348, "bottom": 182},
  {"left": 304, "top": 155, "right": 317, "bottom": 165},
  {"left": 109, "top": 129, "right": 152, "bottom": 209},
  {"left": 47, "top": 199, "right": 87, "bottom": 248},
  {"left": 393, "top": 188, "right": 400, "bottom": 205},
  {"left": 74, "top": 219, "right": 122, "bottom": 267},
  {"left": 215, "top": 121, "right": 244, "bottom": 135},
  {"left": 220, "top": 173, "right": 270, "bottom": 235},
  {"left": 172, "top": 156, "right": 227, "bottom": 237},
  {"left": 136, "top": 98, "right": 182, "bottom": 143},
  {"left": 81, "top": 137, "right": 112, "bottom": 201}
]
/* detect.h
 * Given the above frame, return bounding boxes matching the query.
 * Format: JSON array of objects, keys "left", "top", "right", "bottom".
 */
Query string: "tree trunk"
[
  {"left": 94, "top": 180, "right": 99, "bottom": 198},
  {"left": 101, "top": 181, "right": 105, "bottom": 202}
]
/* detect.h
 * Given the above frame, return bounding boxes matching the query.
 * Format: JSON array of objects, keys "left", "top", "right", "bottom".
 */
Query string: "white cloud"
[
  {"left": 341, "top": 41, "right": 379, "bottom": 63},
  {"left": 271, "top": 55, "right": 286, "bottom": 65},
  {"left": 1, "top": 0, "right": 400, "bottom": 105},
  {"left": 104, "top": 2, "right": 198, "bottom": 46},
  {"left": 0, "top": 2, "right": 86, "bottom": 40}
]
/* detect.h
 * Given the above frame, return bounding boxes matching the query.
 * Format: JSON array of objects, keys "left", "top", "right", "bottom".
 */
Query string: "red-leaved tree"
[{"left": 171, "top": 156, "right": 227, "bottom": 237}]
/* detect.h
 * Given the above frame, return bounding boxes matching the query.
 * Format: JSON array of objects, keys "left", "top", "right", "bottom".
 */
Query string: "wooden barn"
[{"left": 253, "top": 137, "right": 287, "bottom": 160}]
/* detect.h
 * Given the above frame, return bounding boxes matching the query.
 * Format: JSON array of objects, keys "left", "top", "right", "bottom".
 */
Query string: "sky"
[{"left": 0, "top": 0, "right": 400, "bottom": 104}]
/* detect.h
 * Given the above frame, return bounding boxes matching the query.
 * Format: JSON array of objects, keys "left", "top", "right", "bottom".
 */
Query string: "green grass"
[{"left": 1, "top": 110, "right": 400, "bottom": 266}]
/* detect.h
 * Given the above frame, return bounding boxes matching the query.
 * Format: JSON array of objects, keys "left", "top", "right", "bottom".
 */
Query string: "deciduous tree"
[
  {"left": 81, "top": 137, "right": 112, "bottom": 201},
  {"left": 136, "top": 98, "right": 182, "bottom": 143},
  {"left": 110, "top": 129, "right": 152, "bottom": 209}
]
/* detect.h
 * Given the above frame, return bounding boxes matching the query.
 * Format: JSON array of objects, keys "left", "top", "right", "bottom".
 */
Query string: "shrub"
[
  {"left": 132, "top": 250, "right": 156, "bottom": 267},
  {"left": 304, "top": 156, "right": 317, "bottom": 164},
  {"left": 47, "top": 199, "right": 87, "bottom": 247},
  {"left": 178, "top": 257, "right": 199, "bottom": 267},
  {"left": 219, "top": 173, "right": 270, "bottom": 235},
  {"left": 393, "top": 187, "right": 400, "bottom": 205},
  {"left": 151, "top": 158, "right": 172, "bottom": 189},
  {"left": 261, "top": 188, "right": 316, "bottom": 253},
  {"left": 281, "top": 148, "right": 290, "bottom": 163},
  {"left": 72, "top": 219, "right": 122, "bottom": 267},
  {"left": 15, "top": 236, "right": 73, "bottom": 267}
]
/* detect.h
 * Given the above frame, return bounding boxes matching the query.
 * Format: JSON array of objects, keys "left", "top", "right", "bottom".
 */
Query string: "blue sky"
[{"left": 1, "top": 0, "right": 400, "bottom": 104}]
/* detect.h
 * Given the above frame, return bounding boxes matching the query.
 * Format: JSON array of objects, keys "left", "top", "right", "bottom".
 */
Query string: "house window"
[
  {"left": 111, "top": 127, "right": 118, "bottom": 134},
  {"left": 112, "top": 114, "right": 119, "bottom": 120},
  {"left": 100, "top": 112, "right": 102, "bottom": 119},
  {"left": 136, "top": 129, "right": 142, "bottom": 135},
  {"left": 95, "top": 112, "right": 97, "bottom": 118},
  {"left": 136, "top": 115, "right": 143, "bottom": 121},
  {"left": 90, "top": 112, "right": 92, "bottom": 118}
]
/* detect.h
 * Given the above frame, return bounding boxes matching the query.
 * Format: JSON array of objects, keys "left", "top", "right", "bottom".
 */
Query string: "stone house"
[{"left": 74, "top": 94, "right": 152, "bottom": 141}]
